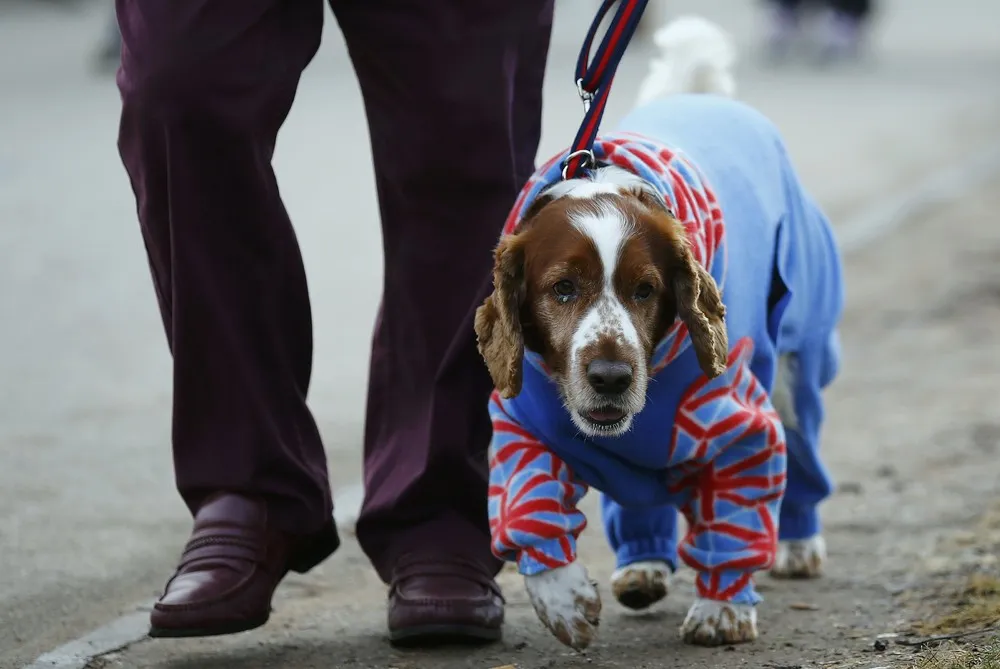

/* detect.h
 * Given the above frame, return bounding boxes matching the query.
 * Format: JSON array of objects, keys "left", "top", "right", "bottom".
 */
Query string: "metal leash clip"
[
  {"left": 561, "top": 149, "right": 597, "bottom": 180},
  {"left": 576, "top": 78, "right": 594, "bottom": 113}
]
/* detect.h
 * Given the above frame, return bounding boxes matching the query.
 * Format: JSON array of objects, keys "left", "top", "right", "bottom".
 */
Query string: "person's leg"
[
  {"left": 333, "top": 0, "right": 554, "bottom": 642},
  {"left": 117, "top": 0, "right": 338, "bottom": 636},
  {"left": 511, "top": 8, "right": 553, "bottom": 188},
  {"left": 817, "top": 0, "right": 872, "bottom": 62},
  {"left": 601, "top": 495, "right": 678, "bottom": 611},
  {"left": 828, "top": 0, "right": 872, "bottom": 20},
  {"left": 118, "top": 0, "right": 331, "bottom": 538},
  {"left": 764, "top": 0, "right": 808, "bottom": 61}
]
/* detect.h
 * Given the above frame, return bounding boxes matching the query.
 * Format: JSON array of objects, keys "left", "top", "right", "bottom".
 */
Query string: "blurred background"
[{"left": 1, "top": 0, "right": 999, "bottom": 666}]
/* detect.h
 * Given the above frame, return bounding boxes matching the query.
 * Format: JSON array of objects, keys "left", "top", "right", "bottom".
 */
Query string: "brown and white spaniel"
[{"left": 475, "top": 15, "right": 843, "bottom": 651}]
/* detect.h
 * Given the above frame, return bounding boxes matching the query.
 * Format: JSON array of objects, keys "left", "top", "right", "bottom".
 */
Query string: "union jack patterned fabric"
[
  {"left": 487, "top": 132, "right": 787, "bottom": 605},
  {"left": 489, "top": 338, "right": 786, "bottom": 603}
]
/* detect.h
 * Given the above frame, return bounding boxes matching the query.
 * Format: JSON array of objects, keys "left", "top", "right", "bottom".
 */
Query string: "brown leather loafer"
[
  {"left": 387, "top": 554, "right": 504, "bottom": 646},
  {"left": 149, "top": 492, "right": 339, "bottom": 638}
]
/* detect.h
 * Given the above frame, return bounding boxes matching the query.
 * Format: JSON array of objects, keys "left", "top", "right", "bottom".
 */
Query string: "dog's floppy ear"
[
  {"left": 647, "top": 208, "right": 728, "bottom": 378},
  {"left": 673, "top": 242, "right": 728, "bottom": 378},
  {"left": 475, "top": 235, "right": 526, "bottom": 398}
]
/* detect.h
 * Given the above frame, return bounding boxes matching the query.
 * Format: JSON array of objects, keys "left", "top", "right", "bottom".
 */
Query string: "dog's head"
[{"left": 475, "top": 166, "right": 728, "bottom": 438}]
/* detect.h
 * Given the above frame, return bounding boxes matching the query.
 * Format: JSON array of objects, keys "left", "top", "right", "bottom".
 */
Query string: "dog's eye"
[
  {"left": 634, "top": 282, "right": 654, "bottom": 301},
  {"left": 553, "top": 279, "right": 577, "bottom": 304}
]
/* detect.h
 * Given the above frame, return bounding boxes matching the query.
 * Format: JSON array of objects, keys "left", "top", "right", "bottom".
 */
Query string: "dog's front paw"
[
  {"left": 524, "top": 561, "right": 601, "bottom": 650},
  {"left": 610, "top": 560, "right": 672, "bottom": 611},
  {"left": 680, "top": 597, "right": 758, "bottom": 646},
  {"left": 770, "top": 535, "right": 826, "bottom": 579}
]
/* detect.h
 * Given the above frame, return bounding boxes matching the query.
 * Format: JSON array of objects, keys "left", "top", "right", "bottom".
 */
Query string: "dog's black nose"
[{"left": 586, "top": 360, "right": 633, "bottom": 395}]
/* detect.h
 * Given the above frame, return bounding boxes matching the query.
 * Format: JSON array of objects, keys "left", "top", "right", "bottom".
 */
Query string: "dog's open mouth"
[{"left": 582, "top": 406, "right": 629, "bottom": 430}]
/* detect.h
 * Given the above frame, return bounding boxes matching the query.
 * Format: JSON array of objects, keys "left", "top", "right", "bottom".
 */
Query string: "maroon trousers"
[{"left": 116, "top": 0, "right": 553, "bottom": 582}]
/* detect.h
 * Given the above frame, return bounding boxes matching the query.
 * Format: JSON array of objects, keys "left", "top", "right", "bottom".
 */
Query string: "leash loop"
[{"left": 562, "top": 0, "right": 649, "bottom": 180}]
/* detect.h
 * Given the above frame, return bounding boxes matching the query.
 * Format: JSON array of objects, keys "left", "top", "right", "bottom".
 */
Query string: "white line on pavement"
[
  {"left": 20, "top": 137, "right": 1000, "bottom": 669},
  {"left": 22, "top": 607, "right": 152, "bottom": 669}
]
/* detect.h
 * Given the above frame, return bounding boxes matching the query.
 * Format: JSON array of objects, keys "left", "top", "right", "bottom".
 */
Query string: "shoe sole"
[
  {"left": 148, "top": 614, "right": 270, "bottom": 639},
  {"left": 388, "top": 624, "right": 502, "bottom": 647}
]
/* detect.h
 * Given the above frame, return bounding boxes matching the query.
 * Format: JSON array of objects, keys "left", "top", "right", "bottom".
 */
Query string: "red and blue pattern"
[
  {"left": 487, "top": 407, "right": 589, "bottom": 576},
  {"left": 488, "top": 132, "right": 787, "bottom": 605},
  {"left": 665, "top": 338, "right": 786, "bottom": 603}
]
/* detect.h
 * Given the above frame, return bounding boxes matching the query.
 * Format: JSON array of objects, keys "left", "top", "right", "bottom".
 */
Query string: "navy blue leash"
[{"left": 562, "top": 0, "right": 650, "bottom": 180}]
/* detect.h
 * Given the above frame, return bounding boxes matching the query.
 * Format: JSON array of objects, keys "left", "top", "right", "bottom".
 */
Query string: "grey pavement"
[{"left": 1, "top": 0, "right": 999, "bottom": 666}]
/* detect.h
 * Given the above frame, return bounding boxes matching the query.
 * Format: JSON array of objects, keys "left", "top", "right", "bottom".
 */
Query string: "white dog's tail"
[
  {"left": 635, "top": 15, "right": 737, "bottom": 106},
  {"left": 333, "top": 482, "right": 364, "bottom": 537}
]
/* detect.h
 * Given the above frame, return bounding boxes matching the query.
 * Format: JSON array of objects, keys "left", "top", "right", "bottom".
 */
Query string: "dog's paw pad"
[
  {"left": 680, "top": 598, "right": 758, "bottom": 646},
  {"left": 771, "top": 535, "right": 826, "bottom": 579},
  {"left": 525, "top": 562, "right": 602, "bottom": 650},
  {"left": 610, "top": 560, "right": 671, "bottom": 611}
]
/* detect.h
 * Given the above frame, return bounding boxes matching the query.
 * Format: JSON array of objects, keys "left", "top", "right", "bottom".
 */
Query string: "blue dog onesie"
[{"left": 487, "top": 94, "right": 844, "bottom": 606}]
